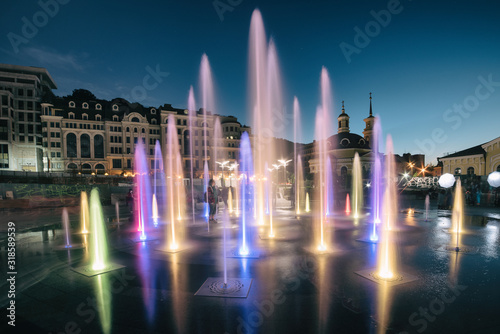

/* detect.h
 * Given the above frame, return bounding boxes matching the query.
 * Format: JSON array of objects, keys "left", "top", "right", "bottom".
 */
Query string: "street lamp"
[
  {"left": 278, "top": 159, "right": 292, "bottom": 184},
  {"left": 216, "top": 160, "right": 230, "bottom": 187}
]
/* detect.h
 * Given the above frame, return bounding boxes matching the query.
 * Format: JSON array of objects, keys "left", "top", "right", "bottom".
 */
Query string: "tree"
[{"left": 66, "top": 89, "right": 96, "bottom": 100}]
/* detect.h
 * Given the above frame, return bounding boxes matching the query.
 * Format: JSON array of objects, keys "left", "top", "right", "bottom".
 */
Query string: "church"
[{"left": 304, "top": 94, "right": 377, "bottom": 180}]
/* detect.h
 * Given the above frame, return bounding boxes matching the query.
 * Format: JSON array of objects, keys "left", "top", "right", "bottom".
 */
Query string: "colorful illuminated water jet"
[
  {"left": 352, "top": 152, "right": 363, "bottom": 218},
  {"left": 134, "top": 141, "right": 151, "bottom": 241},
  {"left": 80, "top": 191, "right": 90, "bottom": 234},
  {"left": 345, "top": 193, "right": 351, "bottom": 215},
  {"left": 90, "top": 188, "right": 108, "bottom": 270},
  {"left": 376, "top": 136, "right": 398, "bottom": 280},
  {"left": 451, "top": 179, "right": 464, "bottom": 251},
  {"left": 238, "top": 132, "right": 254, "bottom": 256},
  {"left": 305, "top": 192, "right": 310, "bottom": 213}
]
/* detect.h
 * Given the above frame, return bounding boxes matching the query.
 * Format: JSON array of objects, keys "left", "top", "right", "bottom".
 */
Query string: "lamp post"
[
  {"left": 278, "top": 159, "right": 292, "bottom": 184},
  {"left": 216, "top": 160, "right": 230, "bottom": 187}
]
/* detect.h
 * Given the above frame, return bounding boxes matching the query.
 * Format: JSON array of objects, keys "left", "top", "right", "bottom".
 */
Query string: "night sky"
[{"left": 1, "top": 0, "right": 499, "bottom": 163}]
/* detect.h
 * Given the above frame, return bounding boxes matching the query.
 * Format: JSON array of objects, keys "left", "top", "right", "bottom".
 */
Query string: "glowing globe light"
[
  {"left": 438, "top": 173, "right": 456, "bottom": 188},
  {"left": 488, "top": 171, "right": 500, "bottom": 187}
]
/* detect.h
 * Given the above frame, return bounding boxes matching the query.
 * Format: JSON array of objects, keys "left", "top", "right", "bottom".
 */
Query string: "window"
[
  {"left": 151, "top": 119, "right": 157, "bottom": 125},
  {"left": 113, "top": 115, "right": 119, "bottom": 121},
  {"left": 94, "top": 135, "right": 104, "bottom": 158},
  {"left": 96, "top": 115, "right": 101, "bottom": 121},
  {"left": 96, "top": 104, "right": 102, "bottom": 110},
  {"left": 467, "top": 167, "right": 474, "bottom": 176},
  {"left": 69, "top": 101, "right": 75, "bottom": 108},
  {"left": 127, "top": 159, "right": 131, "bottom": 168},
  {"left": 126, "top": 137, "right": 130, "bottom": 143},
  {"left": 0, "top": 144, "right": 9, "bottom": 168},
  {"left": 81, "top": 134, "right": 91, "bottom": 158},
  {"left": 341, "top": 166, "right": 348, "bottom": 177},
  {"left": 131, "top": 117, "right": 140, "bottom": 123},
  {"left": 82, "top": 114, "right": 88, "bottom": 120},
  {"left": 82, "top": 102, "right": 89, "bottom": 109},
  {"left": 112, "top": 159, "right": 122, "bottom": 169},
  {"left": 141, "top": 128, "right": 145, "bottom": 133},
  {"left": 67, "top": 163, "right": 77, "bottom": 170},
  {"left": 454, "top": 168, "right": 462, "bottom": 175},
  {"left": 151, "top": 108, "right": 156, "bottom": 114},
  {"left": 112, "top": 104, "right": 118, "bottom": 111},
  {"left": 69, "top": 113, "right": 75, "bottom": 119},
  {"left": 67, "top": 133, "right": 77, "bottom": 158}
]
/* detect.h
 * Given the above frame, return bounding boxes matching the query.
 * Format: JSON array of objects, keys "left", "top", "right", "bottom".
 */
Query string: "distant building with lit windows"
[
  {"left": 41, "top": 96, "right": 250, "bottom": 176},
  {"left": 0, "top": 64, "right": 57, "bottom": 171},
  {"left": 438, "top": 136, "right": 500, "bottom": 176}
]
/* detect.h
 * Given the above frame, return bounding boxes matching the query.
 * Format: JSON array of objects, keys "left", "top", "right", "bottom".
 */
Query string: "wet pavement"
[{"left": 1, "top": 200, "right": 500, "bottom": 334}]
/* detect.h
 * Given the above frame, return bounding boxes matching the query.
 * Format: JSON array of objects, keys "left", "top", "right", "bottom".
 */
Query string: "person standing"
[{"left": 208, "top": 179, "right": 218, "bottom": 222}]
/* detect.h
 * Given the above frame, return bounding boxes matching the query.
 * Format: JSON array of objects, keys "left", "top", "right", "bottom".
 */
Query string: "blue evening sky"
[{"left": 1, "top": 0, "right": 499, "bottom": 164}]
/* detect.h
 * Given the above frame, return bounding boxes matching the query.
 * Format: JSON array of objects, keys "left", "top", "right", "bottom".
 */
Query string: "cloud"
[{"left": 24, "top": 47, "right": 86, "bottom": 72}]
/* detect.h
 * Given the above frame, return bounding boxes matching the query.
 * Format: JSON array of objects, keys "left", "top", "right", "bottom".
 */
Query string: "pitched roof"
[{"left": 439, "top": 145, "right": 485, "bottom": 159}]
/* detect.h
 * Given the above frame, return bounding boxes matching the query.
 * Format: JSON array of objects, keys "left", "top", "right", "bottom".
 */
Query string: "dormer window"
[
  {"left": 95, "top": 104, "right": 102, "bottom": 110},
  {"left": 112, "top": 104, "right": 118, "bottom": 111},
  {"left": 112, "top": 115, "right": 119, "bottom": 121},
  {"left": 82, "top": 102, "right": 89, "bottom": 109},
  {"left": 151, "top": 108, "right": 156, "bottom": 114},
  {"left": 151, "top": 119, "right": 157, "bottom": 125},
  {"left": 68, "top": 112, "right": 75, "bottom": 119},
  {"left": 358, "top": 139, "right": 366, "bottom": 146},
  {"left": 340, "top": 138, "right": 350, "bottom": 147},
  {"left": 69, "top": 101, "right": 75, "bottom": 108},
  {"left": 82, "top": 113, "right": 88, "bottom": 120},
  {"left": 96, "top": 114, "right": 101, "bottom": 121}
]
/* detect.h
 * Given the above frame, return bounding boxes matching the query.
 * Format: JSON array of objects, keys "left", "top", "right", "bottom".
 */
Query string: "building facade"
[
  {"left": 41, "top": 96, "right": 249, "bottom": 176},
  {"left": 439, "top": 136, "right": 500, "bottom": 176},
  {"left": 305, "top": 96, "right": 376, "bottom": 178},
  {"left": 0, "top": 64, "right": 57, "bottom": 171}
]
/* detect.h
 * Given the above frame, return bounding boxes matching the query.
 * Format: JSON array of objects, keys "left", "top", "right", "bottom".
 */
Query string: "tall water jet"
[
  {"left": 238, "top": 132, "right": 255, "bottom": 256},
  {"left": 115, "top": 201, "right": 120, "bottom": 225},
  {"left": 187, "top": 86, "right": 196, "bottom": 224},
  {"left": 90, "top": 188, "right": 108, "bottom": 271},
  {"left": 80, "top": 191, "right": 90, "bottom": 234},
  {"left": 451, "top": 179, "right": 464, "bottom": 251},
  {"left": 153, "top": 140, "right": 165, "bottom": 227},
  {"left": 199, "top": 54, "right": 215, "bottom": 220},
  {"left": 352, "top": 152, "right": 363, "bottom": 218},
  {"left": 296, "top": 154, "right": 304, "bottom": 215},
  {"left": 163, "top": 114, "right": 186, "bottom": 251},
  {"left": 294, "top": 98, "right": 302, "bottom": 215},
  {"left": 312, "top": 67, "right": 334, "bottom": 252},
  {"left": 356, "top": 135, "right": 417, "bottom": 286},
  {"left": 377, "top": 135, "right": 398, "bottom": 279},
  {"left": 134, "top": 141, "right": 152, "bottom": 241},
  {"left": 62, "top": 208, "right": 72, "bottom": 248}
]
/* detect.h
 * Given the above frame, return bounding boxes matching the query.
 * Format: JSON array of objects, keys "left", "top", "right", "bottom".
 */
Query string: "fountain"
[
  {"left": 294, "top": 98, "right": 302, "bottom": 215},
  {"left": 451, "top": 179, "right": 464, "bottom": 252},
  {"left": 158, "top": 114, "right": 187, "bottom": 252},
  {"left": 133, "top": 141, "right": 152, "bottom": 242},
  {"left": 296, "top": 154, "right": 304, "bottom": 215},
  {"left": 54, "top": 208, "right": 84, "bottom": 251},
  {"left": 80, "top": 191, "right": 90, "bottom": 234},
  {"left": 352, "top": 152, "right": 363, "bottom": 218},
  {"left": 195, "top": 210, "right": 253, "bottom": 298},
  {"left": 72, "top": 188, "right": 124, "bottom": 276},
  {"left": 54, "top": 208, "right": 84, "bottom": 250},
  {"left": 199, "top": 54, "right": 215, "bottom": 220},
  {"left": 345, "top": 193, "right": 351, "bottom": 215},
  {"left": 187, "top": 86, "right": 196, "bottom": 224},
  {"left": 355, "top": 136, "right": 417, "bottom": 285},
  {"left": 152, "top": 140, "right": 165, "bottom": 228},
  {"left": 230, "top": 132, "right": 259, "bottom": 258}
]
